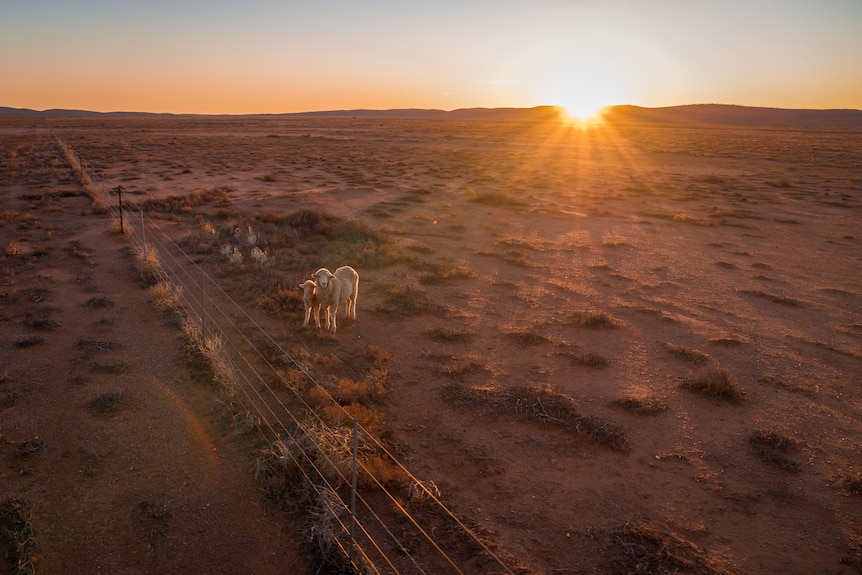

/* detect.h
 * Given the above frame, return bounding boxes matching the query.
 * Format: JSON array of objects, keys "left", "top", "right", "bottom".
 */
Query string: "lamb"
[
  {"left": 311, "top": 265, "right": 359, "bottom": 333},
  {"left": 298, "top": 279, "right": 322, "bottom": 328}
]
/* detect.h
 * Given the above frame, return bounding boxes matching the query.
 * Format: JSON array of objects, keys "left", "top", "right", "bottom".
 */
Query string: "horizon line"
[{"left": 3, "top": 102, "right": 862, "bottom": 117}]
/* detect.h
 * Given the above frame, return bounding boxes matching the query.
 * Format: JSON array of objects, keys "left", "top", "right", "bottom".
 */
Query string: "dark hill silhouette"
[
  {"left": 2, "top": 104, "right": 861, "bottom": 127},
  {"left": 601, "top": 104, "right": 862, "bottom": 128}
]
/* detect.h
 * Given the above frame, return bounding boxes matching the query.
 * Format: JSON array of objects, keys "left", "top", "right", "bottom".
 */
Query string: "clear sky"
[{"left": 2, "top": 0, "right": 861, "bottom": 116}]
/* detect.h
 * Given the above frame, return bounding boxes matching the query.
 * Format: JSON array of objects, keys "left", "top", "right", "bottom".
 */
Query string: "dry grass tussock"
[
  {"left": 682, "top": 367, "right": 744, "bottom": 403},
  {"left": 312, "top": 371, "right": 392, "bottom": 409},
  {"left": 14, "top": 335, "right": 44, "bottom": 348},
  {"left": 136, "top": 187, "right": 232, "bottom": 216},
  {"left": 194, "top": 209, "right": 403, "bottom": 272},
  {"left": 414, "top": 260, "right": 474, "bottom": 285},
  {"left": 252, "top": 344, "right": 413, "bottom": 571},
  {"left": 375, "top": 284, "right": 448, "bottom": 316},
  {"left": 255, "top": 281, "right": 304, "bottom": 315},
  {"left": 323, "top": 217, "right": 406, "bottom": 269},
  {"left": 255, "top": 419, "right": 403, "bottom": 506},
  {"left": 610, "top": 394, "right": 669, "bottom": 415},
  {"left": 55, "top": 136, "right": 109, "bottom": 214},
  {"left": 749, "top": 429, "right": 801, "bottom": 473},
  {"left": 842, "top": 471, "right": 862, "bottom": 495},
  {"left": 14, "top": 438, "right": 45, "bottom": 458},
  {"left": 604, "top": 521, "right": 738, "bottom": 575},
  {"left": 738, "top": 288, "right": 806, "bottom": 307},
  {"left": 665, "top": 342, "right": 711, "bottom": 364},
  {"left": 86, "top": 391, "right": 122, "bottom": 415},
  {"left": 0, "top": 497, "right": 37, "bottom": 575},
  {"left": 552, "top": 342, "right": 610, "bottom": 368},
  {"left": 441, "top": 384, "right": 629, "bottom": 452},
  {"left": 505, "top": 326, "right": 552, "bottom": 346},
  {"left": 180, "top": 317, "right": 239, "bottom": 395},
  {"left": 304, "top": 484, "right": 357, "bottom": 573},
  {"left": 467, "top": 187, "right": 526, "bottom": 206},
  {"left": 305, "top": 368, "right": 395, "bottom": 442},
  {"left": 567, "top": 309, "right": 617, "bottom": 329},
  {"left": 133, "top": 245, "right": 164, "bottom": 286},
  {"left": 423, "top": 327, "right": 476, "bottom": 343},
  {"left": 136, "top": 498, "right": 173, "bottom": 538},
  {"left": 148, "top": 280, "right": 183, "bottom": 314}
]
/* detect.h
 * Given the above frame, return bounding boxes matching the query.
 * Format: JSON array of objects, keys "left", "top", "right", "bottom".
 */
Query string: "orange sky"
[{"left": 3, "top": 1, "right": 861, "bottom": 115}]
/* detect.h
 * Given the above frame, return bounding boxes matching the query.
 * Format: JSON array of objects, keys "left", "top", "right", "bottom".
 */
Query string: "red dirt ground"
[{"left": 2, "top": 116, "right": 861, "bottom": 574}]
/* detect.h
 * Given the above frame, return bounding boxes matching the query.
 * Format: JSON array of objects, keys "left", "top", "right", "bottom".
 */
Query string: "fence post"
[
  {"left": 115, "top": 186, "right": 124, "bottom": 233},
  {"left": 350, "top": 417, "right": 358, "bottom": 565},
  {"left": 201, "top": 268, "right": 206, "bottom": 337}
]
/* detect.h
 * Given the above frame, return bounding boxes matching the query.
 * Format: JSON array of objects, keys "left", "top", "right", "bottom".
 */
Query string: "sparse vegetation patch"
[
  {"left": 604, "top": 521, "right": 737, "bottom": 575},
  {"left": 749, "top": 429, "right": 801, "bottom": 473},
  {"left": 0, "top": 497, "right": 37, "bottom": 575},
  {"left": 86, "top": 392, "right": 122, "bottom": 415},
  {"left": 423, "top": 327, "right": 476, "bottom": 342},
  {"left": 414, "top": 261, "right": 474, "bottom": 284},
  {"left": 137, "top": 498, "right": 173, "bottom": 538},
  {"left": 468, "top": 188, "right": 526, "bottom": 206},
  {"left": 505, "top": 327, "right": 552, "bottom": 346},
  {"left": 15, "top": 438, "right": 45, "bottom": 458},
  {"left": 441, "top": 384, "right": 629, "bottom": 452},
  {"left": 84, "top": 295, "right": 113, "bottom": 308},
  {"left": 375, "top": 284, "right": 448, "bottom": 316},
  {"left": 666, "top": 342, "right": 710, "bottom": 364},
  {"left": 567, "top": 309, "right": 617, "bottom": 329},
  {"left": 14, "top": 335, "right": 44, "bottom": 348},
  {"left": 610, "top": 394, "right": 669, "bottom": 415},
  {"left": 23, "top": 311, "right": 60, "bottom": 331},
  {"left": 552, "top": 343, "right": 610, "bottom": 368},
  {"left": 738, "top": 289, "right": 805, "bottom": 307},
  {"left": 841, "top": 471, "right": 862, "bottom": 495},
  {"left": 132, "top": 245, "right": 164, "bottom": 286},
  {"left": 682, "top": 367, "right": 744, "bottom": 402}
]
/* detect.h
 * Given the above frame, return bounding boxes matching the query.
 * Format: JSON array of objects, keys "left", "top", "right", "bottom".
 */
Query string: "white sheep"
[
  {"left": 311, "top": 265, "right": 359, "bottom": 333},
  {"left": 298, "top": 279, "right": 322, "bottom": 328}
]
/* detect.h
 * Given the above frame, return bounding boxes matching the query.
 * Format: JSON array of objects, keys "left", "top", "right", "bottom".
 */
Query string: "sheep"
[
  {"left": 298, "top": 279, "right": 322, "bottom": 328},
  {"left": 311, "top": 265, "right": 359, "bottom": 333}
]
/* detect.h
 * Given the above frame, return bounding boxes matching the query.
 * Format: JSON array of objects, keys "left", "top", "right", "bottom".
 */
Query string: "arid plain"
[{"left": 1, "top": 112, "right": 861, "bottom": 574}]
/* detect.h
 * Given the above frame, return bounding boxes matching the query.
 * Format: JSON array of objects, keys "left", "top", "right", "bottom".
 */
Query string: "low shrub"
[
  {"left": 749, "top": 429, "right": 801, "bottom": 473},
  {"left": 682, "top": 367, "right": 744, "bottom": 402}
]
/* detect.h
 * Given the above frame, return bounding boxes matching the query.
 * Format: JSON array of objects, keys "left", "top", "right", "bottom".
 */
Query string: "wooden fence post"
[
  {"left": 115, "top": 186, "right": 124, "bottom": 233},
  {"left": 201, "top": 268, "right": 206, "bottom": 337},
  {"left": 350, "top": 417, "right": 358, "bottom": 565}
]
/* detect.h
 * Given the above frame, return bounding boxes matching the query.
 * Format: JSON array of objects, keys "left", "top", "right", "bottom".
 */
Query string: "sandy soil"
[{"left": 2, "top": 115, "right": 861, "bottom": 574}]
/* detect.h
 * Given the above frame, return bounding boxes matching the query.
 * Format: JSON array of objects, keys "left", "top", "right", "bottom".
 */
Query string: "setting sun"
[
  {"left": 558, "top": 103, "right": 608, "bottom": 126},
  {"left": 538, "top": 64, "right": 626, "bottom": 126}
]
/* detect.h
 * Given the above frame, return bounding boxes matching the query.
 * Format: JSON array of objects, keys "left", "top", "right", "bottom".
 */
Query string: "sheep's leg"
[
  {"left": 313, "top": 305, "right": 321, "bottom": 328},
  {"left": 330, "top": 306, "right": 338, "bottom": 333},
  {"left": 303, "top": 305, "right": 311, "bottom": 327},
  {"left": 350, "top": 285, "right": 358, "bottom": 319}
]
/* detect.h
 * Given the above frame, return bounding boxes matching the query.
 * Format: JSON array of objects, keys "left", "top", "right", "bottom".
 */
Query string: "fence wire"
[{"left": 55, "top": 135, "right": 517, "bottom": 575}]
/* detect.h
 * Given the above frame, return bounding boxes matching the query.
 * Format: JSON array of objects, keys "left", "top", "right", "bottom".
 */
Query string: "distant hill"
[
  {"left": 288, "top": 106, "right": 564, "bottom": 121},
  {"left": 2, "top": 104, "right": 861, "bottom": 127},
  {"left": 0, "top": 105, "right": 564, "bottom": 121},
  {"left": 0, "top": 107, "right": 177, "bottom": 118},
  {"left": 601, "top": 104, "right": 862, "bottom": 128}
]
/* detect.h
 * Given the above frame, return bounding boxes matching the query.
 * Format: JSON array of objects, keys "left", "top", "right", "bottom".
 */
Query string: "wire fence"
[{"left": 54, "top": 135, "right": 518, "bottom": 575}]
